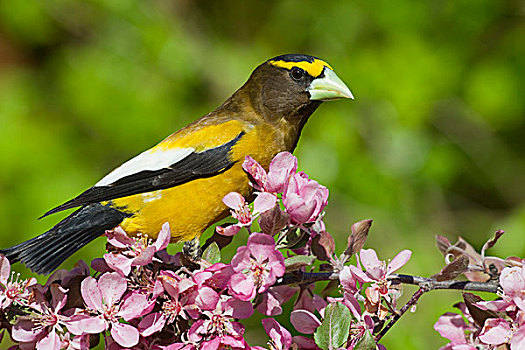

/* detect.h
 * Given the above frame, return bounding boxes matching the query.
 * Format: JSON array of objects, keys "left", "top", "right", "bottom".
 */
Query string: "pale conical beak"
[{"left": 307, "top": 68, "right": 354, "bottom": 101}]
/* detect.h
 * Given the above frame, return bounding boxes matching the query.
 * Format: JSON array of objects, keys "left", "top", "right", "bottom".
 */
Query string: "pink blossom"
[
  {"left": 159, "top": 270, "right": 219, "bottom": 321},
  {"left": 434, "top": 312, "right": 477, "bottom": 350},
  {"left": 262, "top": 318, "right": 293, "bottom": 350},
  {"left": 479, "top": 315, "right": 525, "bottom": 349},
  {"left": 282, "top": 172, "right": 328, "bottom": 225},
  {"left": 73, "top": 272, "right": 153, "bottom": 348},
  {"left": 11, "top": 284, "right": 74, "bottom": 350},
  {"left": 229, "top": 233, "right": 285, "bottom": 301},
  {"left": 187, "top": 296, "right": 252, "bottom": 348},
  {"left": 0, "top": 255, "right": 37, "bottom": 309},
  {"left": 499, "top": 266, "right": 525, "bottom": 311},
  {"left": 351, "top": 248, "right": 411, "bottom": 303},
  {"left": 216, "top": 192, "right": 276, "bottom": 236},
  {"left": 257, "top": 285, "right": 298, "bottom": 316},
  {"left": 479, "top": 318, "right": 512, "bottom": 346},
  {"left": 242, "top": 152, "right": 297, "bottom": 193},
  {"left": 103, "top": 223, "right": 171, "bottom": 276},
  {"left": 476, "top": 265, "right": 525, "bottom": 315},
  {"left": 193, "top": 263, "right": 234, "bottom": 291}
]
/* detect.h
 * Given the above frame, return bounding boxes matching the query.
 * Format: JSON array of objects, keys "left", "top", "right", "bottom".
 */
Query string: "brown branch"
[
  {"left": 275, "top": 271, "right": 500, "bottom": 294},
  {"left": 275, "top": 271, "right": 337, "bottom": 286},
  {"left": 389, "top": 274, "right": 500, "bottom": 293}
]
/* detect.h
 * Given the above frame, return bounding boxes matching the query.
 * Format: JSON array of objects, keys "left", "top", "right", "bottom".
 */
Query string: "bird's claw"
[{"left": 183, "top": 237, "right": 202, "bottom": 261}]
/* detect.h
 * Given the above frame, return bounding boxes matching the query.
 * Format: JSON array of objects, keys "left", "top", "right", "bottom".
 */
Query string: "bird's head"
[{"left": 240, "top": 54, "right": 353, "bottom": 126}]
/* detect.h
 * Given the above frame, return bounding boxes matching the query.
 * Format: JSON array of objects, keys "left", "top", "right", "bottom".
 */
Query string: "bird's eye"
[{"left": 290, "top": 67, "right": 304, "bottom": 81}]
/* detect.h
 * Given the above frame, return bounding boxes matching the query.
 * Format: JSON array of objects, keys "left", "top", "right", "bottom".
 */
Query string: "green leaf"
[
  {"left": 354, "top": 330, "right": 376, "bottom": 350},
  {"left": 314, "top": 302, "right": 351, "bottom": 350},
  {"left": 284, "top": 255, "right": 316, "bottom": 272},
  {"left": 201, "top": 242, "right": 220, "bottom": 264}
]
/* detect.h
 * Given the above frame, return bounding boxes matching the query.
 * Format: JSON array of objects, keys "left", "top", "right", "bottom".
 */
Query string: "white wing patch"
[
  {"left": 141, "top": 190, "right": 163, "bottom": 203},
  {"left": 96, "top": 147, "right": 195, "bottom": 187}
]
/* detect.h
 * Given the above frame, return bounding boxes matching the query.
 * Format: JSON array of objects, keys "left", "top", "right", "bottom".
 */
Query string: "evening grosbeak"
[{"left": 1, "top": 54, "right": 353, "bottom": 274}]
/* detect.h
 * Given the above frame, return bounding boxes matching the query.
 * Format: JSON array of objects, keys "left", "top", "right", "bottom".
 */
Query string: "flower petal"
[
  {"left": 0, "top": 255, "right": 10, "bottom": 285},
  {"left": 262, "top": 318, "right": 293, "bottom": 349},
  {"left": 360, "top": 249, "right": 381, "bottom": 272},
  {"left": 65, "top": 314, "right": 106, "bottom": 335},
  {"left": 37, "top": 329, "right": 61, "bottom": 350},
  {"left": 138, "top": 312, "right": 166, "bottom": 337},
  {"left": 242, "top": 156, "right": 267, "bottom": 190},
  {"left": 195, "top": 286, "right": 220, "bottom": 311},
  {"left": 104, "top": 253, "right": 132, "bottom": 276},
  {"left": 12, "top": 320, "right": 42, "bottom": 343},
  {"left": 111, "top": 322, "right": 140, "bottom": 348},
  {"left": 246, "top": 232, "right": 276, "bottom": 262},
  {"left": 500, "top": 266, "right": 525, "bottom": 299},
  {"left": 386, "top": 250, "right": 412, "bottom": 275},
  {"left": 91, "top": 258, "right": 112, "bottom": 273},
  {"left": 106, "top": 227, "right": 135, "bottom": 248},
  {"left": 290, "top": 310, "right": 321, "bottom": 334},
  {"left": 253, "top": 192, "right": 277, "bottom": 214},
  {"left": 340, "top": 266, "right": 357, "bottom": 294},
  {"left": 511, "top": 324, "right": 525, "bottom": 350},
  {"left": 231, "top": 246, "right": 251, "bottom": 273},
  {"left": 224, "top": 297, "right": 254, "bottom": 319},
  {"left": 266, "top": 152, "right": 297, "bottom": 193},
  {"left": 349, "top": 265, "right": 375, "bottom": 283},
  {"left": 433, "top": 312, "right": 468, "bottom": 344},
  {"left": 343, "top": 292, "right": 362, "bottom": 319},
  {"left": 479, "top": 318, "right": 511, "bottom": 345},
  {"left": 119, "top": 292, "right": 153, "bottom": 321},
  {"left": 216, "top": 224, "right": 241, "bottom": 237},
  {"left": 132, "top": 246, "right": 156, "bottom": 266},
  {"left": 49, "top": 283, "right": 68, "bottom": 312},
  {"left": 98, "top": 272, "right": 127, "bottom": 306},
  {"left": 292, "top": 335, "right": 320, "bottom": 349},
  {"left": 222, "top": 192, "right": 245, "bottom": 210},
  {"left": 154, "top": 222, "right": 171, "bottom": 251},
  {"left": 80, "top": 276, "right": 103, "bottom": 311},
  {"left": 228, "top": 273, "right": 256, "bottom": 302}
]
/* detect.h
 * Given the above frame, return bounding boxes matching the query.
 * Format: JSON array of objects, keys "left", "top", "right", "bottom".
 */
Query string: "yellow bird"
[{"left": 1, "top": 54, "right": 353, "bottom": 274}]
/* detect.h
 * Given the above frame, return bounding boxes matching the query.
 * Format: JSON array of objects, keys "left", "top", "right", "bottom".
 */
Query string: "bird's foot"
[{"left": 182, "top": 236, "right": 202, "bottom": 261}]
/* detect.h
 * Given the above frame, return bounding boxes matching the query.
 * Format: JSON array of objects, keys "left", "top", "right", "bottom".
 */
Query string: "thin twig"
[
  {"left": 375, "top": 286, "right": 428, "bottom": 341},
  {"left": 275, "top": 271, "right": 500, "bottom": 294}
]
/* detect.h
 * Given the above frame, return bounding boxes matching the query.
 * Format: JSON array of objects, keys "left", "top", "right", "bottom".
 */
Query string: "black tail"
[{"left": 0, "top": 204, "right": 129, "bottom": 275}]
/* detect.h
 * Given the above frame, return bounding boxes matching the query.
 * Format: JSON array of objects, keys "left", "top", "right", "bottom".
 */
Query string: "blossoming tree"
[{"left": 0, "top": 152, "right": 521, "bottom": 349}]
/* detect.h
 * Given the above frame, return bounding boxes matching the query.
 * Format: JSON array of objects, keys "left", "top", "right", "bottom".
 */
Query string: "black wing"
[{"left": 41, "top": 131, "right": 245, "bottom": 218}]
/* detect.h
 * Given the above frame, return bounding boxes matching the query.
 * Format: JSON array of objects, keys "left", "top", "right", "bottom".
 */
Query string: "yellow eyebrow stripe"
[{"left": 269, "top": 58, "right": 333, "bottom": 78}]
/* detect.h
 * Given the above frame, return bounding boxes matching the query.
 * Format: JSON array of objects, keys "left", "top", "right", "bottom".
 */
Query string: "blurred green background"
[{"left": 0, "top": 0, "right": 524, "bottom": 348}]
